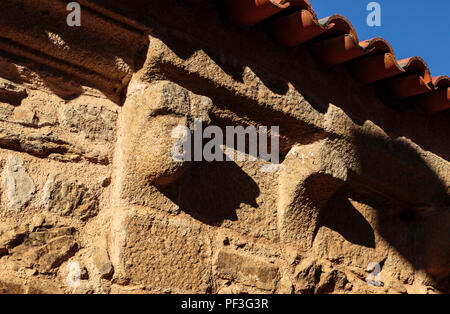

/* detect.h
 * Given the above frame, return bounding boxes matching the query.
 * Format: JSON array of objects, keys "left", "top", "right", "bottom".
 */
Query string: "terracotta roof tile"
[{"left": 222, "top": 0, "right": 450, "bottom": 113}]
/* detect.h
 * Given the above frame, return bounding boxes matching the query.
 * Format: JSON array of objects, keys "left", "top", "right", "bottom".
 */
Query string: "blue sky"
[{"left": 309, "top": 0, "right": 450, "bottom": 77}]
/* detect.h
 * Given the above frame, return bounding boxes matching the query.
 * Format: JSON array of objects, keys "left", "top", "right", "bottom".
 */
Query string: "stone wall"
[{"left": 0, "top": 0, "right": 448, "bottom": 294}]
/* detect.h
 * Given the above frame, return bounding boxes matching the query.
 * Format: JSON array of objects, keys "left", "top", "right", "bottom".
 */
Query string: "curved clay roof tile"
[{"left": 221, "top": 0, "right": 449, "bottom": 113}]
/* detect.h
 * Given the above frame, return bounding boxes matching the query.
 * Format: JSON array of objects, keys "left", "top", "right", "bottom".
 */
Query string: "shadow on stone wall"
[
  {"left": 349, "top": 131, "right": 449, "bottom": 290},
  {"left": 316, "top": 188, "right": 376, "bottom": 249},
  {"left": 160, "top": 158, "right": 260, "bottom": 226}
]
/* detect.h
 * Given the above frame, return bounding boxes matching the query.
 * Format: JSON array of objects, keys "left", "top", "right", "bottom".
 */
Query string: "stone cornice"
[{"left": 0, "top": 0, "right": 149, "bottom": 98}]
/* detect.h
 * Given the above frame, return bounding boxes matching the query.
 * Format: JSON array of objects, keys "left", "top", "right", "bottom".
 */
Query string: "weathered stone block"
[
  {"left": 4, "top": 156, "right": 35, "bottom": 209},
  {"left": 293, "top": 258, "right": 349, "bottom": 294},
  {"left": 42, "top": 174, "right": 99, "bottom": 221},
  {"left": 0, "top": 225, "right": 27, "bottom": 256},
  {"left": 119, "top": 211, "right": 212, "bottom": 293},
  {"left": 214, "top": 249, "right": 279, "bottom": 291},
  {"left": 10, "top": 106, "right": 56, "bottom": 128},
  {"left": 91, "top": 247, "right": 114, "bottom": 279},
  {"left": 0, "top": 78, "right": 27, "bottom": 103},
  {"left": 0, "top": 128, "right": 109, "bottom": 165},
  {"left": 8, "top": 224, "right": 78, "bottom": 275},
  {"left": 37, "top": 235, "right": 79, "bottom": 273},
  {"left": 0, "top": 102, "right": 14, "bottom": 120},
  {"left": 61, "top": 103, "right": 117, "bottom": 141}
]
